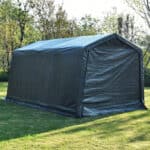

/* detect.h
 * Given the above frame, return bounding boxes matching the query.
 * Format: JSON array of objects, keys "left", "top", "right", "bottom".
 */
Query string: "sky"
[
  {"left": 55, "top": 0, "right": 148, "bottom": 31},
  {"left": 56, "top": 0, "right": 132, "bottom": 19}
]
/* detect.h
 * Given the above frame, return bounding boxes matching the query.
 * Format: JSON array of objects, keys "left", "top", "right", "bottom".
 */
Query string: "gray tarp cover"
[{"left": 6, "top": 34, "right": 145, "bottom": 117}]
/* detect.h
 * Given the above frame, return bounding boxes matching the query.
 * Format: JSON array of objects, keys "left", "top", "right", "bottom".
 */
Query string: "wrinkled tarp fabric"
[
  {"left": 7, "top": 48, "right": 84, "bottom": 116},
  {"left": 82, "top": 39, "right": 143, "bottom": 116},
  {"left": 6, "top": 34, "right": 145, "bottom": 117}
]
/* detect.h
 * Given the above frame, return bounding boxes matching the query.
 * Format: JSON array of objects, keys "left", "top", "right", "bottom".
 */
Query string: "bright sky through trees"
[
  {"left": 55, "top": 0, "right": 148, "bottom": 31},
  {"left": 56, "top": 0, "right": 130, "bottom": 18}
]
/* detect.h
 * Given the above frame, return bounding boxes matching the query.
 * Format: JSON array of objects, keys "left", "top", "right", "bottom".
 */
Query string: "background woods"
[{"left": 0, "top": 0, "right": 149, "bottom": 84}]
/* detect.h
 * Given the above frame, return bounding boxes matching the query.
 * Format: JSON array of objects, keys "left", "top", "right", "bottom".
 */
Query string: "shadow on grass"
[
  {"left": 46, "top": 110, "right": 150, "bottom": 136},
  {"left": 0, "top": 99, "right": 97, "bottom": 141},
  {"left": 0, "top": 99, "right": 149, "bottom": 142},
  {"left": 0, "top": 83, "right": 149, "bottom": 144}
]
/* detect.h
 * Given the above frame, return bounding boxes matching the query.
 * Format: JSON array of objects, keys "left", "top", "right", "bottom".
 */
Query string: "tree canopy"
[{"left": 0, "top": 0, "right": 147, "bottom": 72}]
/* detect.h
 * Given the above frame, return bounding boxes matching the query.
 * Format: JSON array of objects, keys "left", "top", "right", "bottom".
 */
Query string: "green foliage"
[
  {"left": 100, "top": 9, "right": 142, "bottom": 43},
  {"left": 143, "top": 50, "right": 150, "bottom": 68},
  {"left": 124, "top": 0, "right": 150, "bottom": 28},
  {"left": 54, "top": 5, "right": 70, "bottom": 38},
  {"left": 0, "top": 0, "right": 147, "bottom": 73},
  {"left": 0, "top": 71, "right": 8, "bottom": 81},
  {"left": 0, "top": 0, "right": 20, "bottom": 48},
  {"left": 0, "top": 83, "right": 150, "bottom": 149},
  {"left": 144, "top": 68, "right": 150, "bottom": 87},
  {"left": 0, "top": 51, "right": 8, "bottom": 72},
  {"left": 0, "top": 0, "right": 41, "bottom": 71},
  {"left": 23, "top": 23, "right": 42, "bottom": 45},
  {"left": 100, "top": 9, "right": 118, "bottom": 34},
  {"left": 78, "top": 15, "right": 100, "bottom": 36},
  {"left": 142, "top": 35, "right": 150, "bottom": 68},
  {"left": 29, "top": 0, "right": 55, "bottom": 39}
]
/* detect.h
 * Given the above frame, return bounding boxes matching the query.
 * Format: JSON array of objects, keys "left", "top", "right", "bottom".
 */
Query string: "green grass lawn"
[{"left": 0, "top": 82, "right": 150, "bottom": 150}]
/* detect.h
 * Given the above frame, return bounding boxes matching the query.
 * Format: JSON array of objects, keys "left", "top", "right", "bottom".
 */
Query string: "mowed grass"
[{"left": 0, "top": 82, "right": 150, "bottom": 150}]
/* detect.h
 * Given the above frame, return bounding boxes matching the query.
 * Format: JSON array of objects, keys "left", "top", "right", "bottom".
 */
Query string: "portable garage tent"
[{"left": 6, "top": 33, "right": 145, "bottom": 117}]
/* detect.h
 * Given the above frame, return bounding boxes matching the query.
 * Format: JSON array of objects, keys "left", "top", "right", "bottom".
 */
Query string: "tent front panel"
[
  {"left": 82, "top": 39, "right": 143, "bottom": 116},
  {"left": 7, "top": 48, "right": 83, "bottom": 116}
]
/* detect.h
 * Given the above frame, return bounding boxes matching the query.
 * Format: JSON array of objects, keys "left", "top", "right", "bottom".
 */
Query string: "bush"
[
  {"left": 144, "top": 68, "right": 150, "bottom": 87},
  {"left": 0, "top": 71, "right": 8, "bottom": 82}
]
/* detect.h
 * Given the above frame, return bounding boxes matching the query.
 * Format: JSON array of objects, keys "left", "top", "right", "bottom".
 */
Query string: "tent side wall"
[
  {"left": 82, "top": 38, "right": 144, "bottom": 116},
  {"left": 6, "top": 48, "right": 84, "bottom": 117}
]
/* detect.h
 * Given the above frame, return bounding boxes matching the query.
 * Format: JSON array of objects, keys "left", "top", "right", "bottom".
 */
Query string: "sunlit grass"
[
  {"left": 144, "top": 87, "right": 150, "bottom": 108},
  {"left": 0, "top": 82, "right": 150, "bottom": 150},
  {"left": 0, "top": 82, "right": 7, "bottom": 99}
]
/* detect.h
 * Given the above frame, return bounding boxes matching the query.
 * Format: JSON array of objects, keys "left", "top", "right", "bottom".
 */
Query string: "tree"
[
  {"left": 77, "top": 15, "right": 100, "bottom": 36},
  {"left": 99, "top": 8, "right": 118, "bottom": 34},
  {"left": 118, "top": 17, "right": 123, "bottom": 35},
  {"left": 124, "top": 0, "right": 150, "bottom": 67},
  {"left": 66, "top": 19, "right": 79, "bottom": 37},
  {"left": 23, "top": 23, "right": 42, "bottom": 45},
  {"left": 117, "top": 14, "right": 141, "bottom": 42},
  {"left": 29, "top": 0, "right": 55, "bottom": 40},
  {"left": 0, "top": 0, "right": 19, "bottom": 71},
  {"left": 125, "top": 0, "right": 150, "bottom": 28},
  {"left": 0, "top": 0, "right": 39, "bottom": 72},
  {"left": 54, "top": 4, "right": 70, "bottom": 38},
  {"left": 14, "top": 0, "right": 31, "bottom": 47},
  {"left": 100, "top": 9, "right": 142, "bottom": 43}
]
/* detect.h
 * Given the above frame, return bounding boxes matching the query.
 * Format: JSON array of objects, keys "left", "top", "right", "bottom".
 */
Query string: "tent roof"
[
  {"left": 15, "top": 34, "right": 111, "bottom": 51},
  {"left": 15, "top": 33, "right": 141, "bottom": 52}
]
